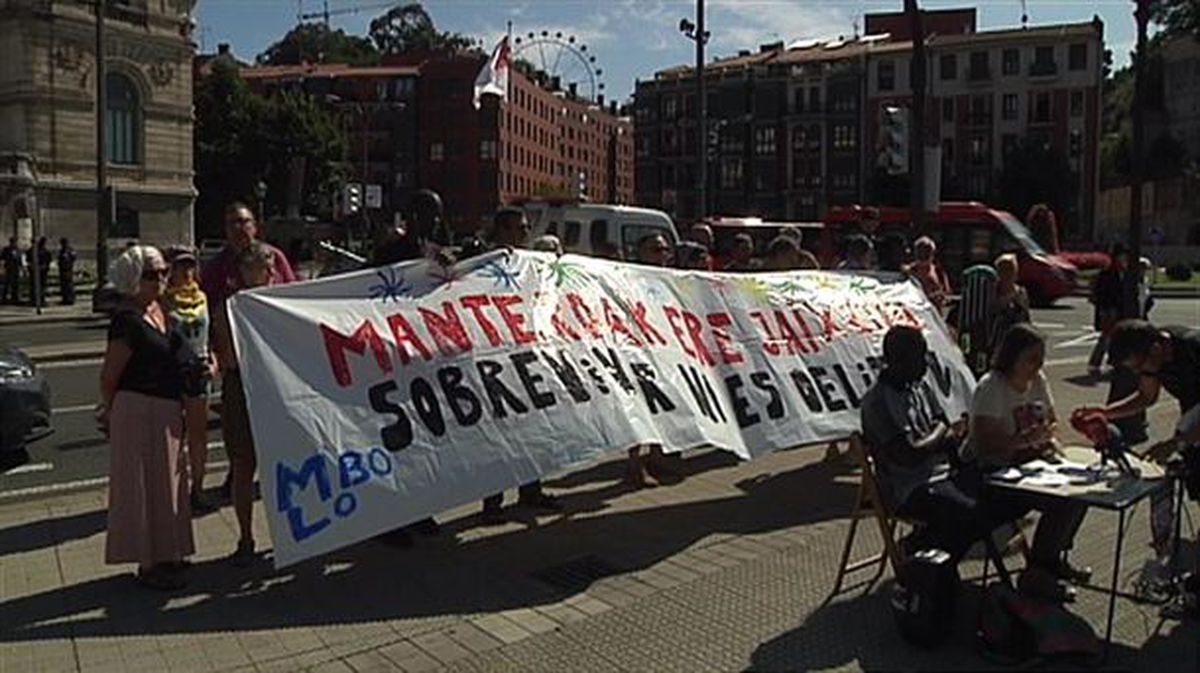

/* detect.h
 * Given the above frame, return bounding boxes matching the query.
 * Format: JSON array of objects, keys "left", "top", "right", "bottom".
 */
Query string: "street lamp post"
[
  {"left": 1125, "top": 0, "right": 1150, "bottom": 318},
  {"left": 254, "top": 180, "right": 267, "bottom": 224},
  {"left": 680, "top": 1, "right": 709, "bottom": 222},
  {"left": 906, "top": 0, "right": 927, "bottom": 228},
  {"left": 95, "top": 0, "right": 108, "bottom": 285}
]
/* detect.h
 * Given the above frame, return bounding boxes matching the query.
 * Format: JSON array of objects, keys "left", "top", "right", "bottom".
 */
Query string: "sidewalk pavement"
[{"left": 2, "top": 427, "right": 1196, "bottom": 672}]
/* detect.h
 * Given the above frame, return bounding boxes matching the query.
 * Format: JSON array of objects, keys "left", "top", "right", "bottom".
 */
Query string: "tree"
[
  {"left": 998, "top": 141, "right": 1078, "bottom": 229},
  {"left": 368, "top": 3, "right": 474, "bottom": 55},
  {"left": 194, "top": 59, "right": 347, "bottom": 238},
  {"left": 257, "top": 22, "right": 380, "bottom": 66},
  {"left": 1151, "top": 0, "right": 1200, "bottom": 40}
]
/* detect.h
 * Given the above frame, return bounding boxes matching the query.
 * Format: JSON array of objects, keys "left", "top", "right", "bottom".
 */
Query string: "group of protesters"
[
  {"left": 0, "top": 236, "right": 77, "bottom": 306},
  {"left": 96, "top": 192, "right": 1197, "bottom": 615}
]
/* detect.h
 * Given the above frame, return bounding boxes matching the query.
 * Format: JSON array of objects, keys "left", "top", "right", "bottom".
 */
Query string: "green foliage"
[
  {"left": 1151, "top": 0, "right": 1200, "bottom": 40},
  {"left": 368, "top": 3, "right": 474, "bottom": 55},
  {"left": 193, "top": 60, "right": 347, "bottom": 238},
  {"left": 257, "top": 22, "right": 380, "bottom": 67},
  {"left": 998, "top": 141, "right": 1077, "bottom": 226},
  {"left": 1165, "top": 263, "right": 1193, "bottom": 281}
]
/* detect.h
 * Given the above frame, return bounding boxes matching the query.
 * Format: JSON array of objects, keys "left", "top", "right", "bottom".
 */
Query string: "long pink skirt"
[{"left": 105, "top": 390, "right": 195, "bottom": 566}]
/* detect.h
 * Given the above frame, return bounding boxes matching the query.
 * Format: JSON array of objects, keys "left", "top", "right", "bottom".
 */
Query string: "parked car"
[
  {"left": 521, "top": 201, "right": 679, "bottom": 260},
  {"left": 0, "top": 345, "right": 51, "bottom": 472}
]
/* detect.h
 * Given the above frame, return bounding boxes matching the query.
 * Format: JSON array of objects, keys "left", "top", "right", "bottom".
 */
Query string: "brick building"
[
  {"left": 634, "top": 10, "right": 1105, "bottom": 237},
  {"left": 238, "top": 54, "right": 634, "bottom": 236},
  {"left": 0, "top": 0, "right": 197, "bottom": 260}
]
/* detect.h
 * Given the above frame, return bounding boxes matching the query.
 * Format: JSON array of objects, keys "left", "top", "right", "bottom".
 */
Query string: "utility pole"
[
  {"left": 906, "top": 0, "right": 927, "bottom": 228},
  {"left": 95, "top": 0, "right": 108, "bottom": 284},
  {"left": 696, "top": 0, "right": 706, "bottom": 222},
  {"left": 1126, "top": 0, "right": 1150, "bottom": 317},
  {"left": 681, "top": 5, "right": 709, "bottom": 221}
]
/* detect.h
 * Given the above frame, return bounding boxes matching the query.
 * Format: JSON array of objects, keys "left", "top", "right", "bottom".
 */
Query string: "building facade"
[
  {"left": 0, "top": 0, "right": 197, "bottom": 261},
  {"left": 634, "top": 12, "right": 1104, "bottom": 237},
  {"left": 237, "top": 54, "right": 634, "bottom": 237}
]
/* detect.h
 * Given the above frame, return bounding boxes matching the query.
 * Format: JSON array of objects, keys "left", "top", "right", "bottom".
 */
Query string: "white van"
[{"left": 521, "top": 202, "right": 679, "bottom": 260}]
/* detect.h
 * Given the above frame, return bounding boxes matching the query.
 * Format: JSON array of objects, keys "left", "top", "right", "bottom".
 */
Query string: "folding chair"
[
  {"left": 829, "top": 434, "right": 1027, "bottom": 601},
  {"left": 829, "top": 434, "right": 917, "bottom": 598},
  {"left": 957, "top": 264, "right": 997, "bottom": 379}
]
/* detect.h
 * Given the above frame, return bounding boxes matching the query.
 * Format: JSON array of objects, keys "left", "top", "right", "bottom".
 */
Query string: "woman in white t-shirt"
[
  {"left": 969, "top": 323, "right": 1090, "bottom": 602},
  {"left": 970, "top": 323, "right": 1058, "bottom": 466}
]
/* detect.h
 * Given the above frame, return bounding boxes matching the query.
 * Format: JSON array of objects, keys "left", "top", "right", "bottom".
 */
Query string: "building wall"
[
  {"left": 1161, "top": 36, "right": 1200, "bottom": 161},
  {"left": 0, "top": 0, "right": 196, "bottom": 260}
]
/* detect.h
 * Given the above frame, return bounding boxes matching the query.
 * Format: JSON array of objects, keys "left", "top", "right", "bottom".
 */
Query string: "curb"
[
  {"left": 0, "top": 313, "right": 104, "bottom": 327},
  {"left": 28, "top": 346, "right": 106, "bottom": 365}
]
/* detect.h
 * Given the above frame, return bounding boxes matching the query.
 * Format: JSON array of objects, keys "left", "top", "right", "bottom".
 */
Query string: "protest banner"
[{"left": 229, "top": 251, "right": 975, "bottom": 567}]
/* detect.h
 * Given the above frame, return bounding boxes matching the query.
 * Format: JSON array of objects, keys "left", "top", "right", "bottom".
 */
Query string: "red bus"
[{"left": 821, "top": 202, "right": 1079, "bottom": 305}]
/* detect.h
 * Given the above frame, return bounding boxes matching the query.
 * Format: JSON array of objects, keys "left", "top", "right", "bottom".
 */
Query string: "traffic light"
[
  {"left": 343, "top": 183, "right": 362, "bottom": 215},
  {"left": 879, "top": 105, "right": 909, "bottom": 176},
  {"left": 577, "top": 171, "right": 587, "bottom": 200}
]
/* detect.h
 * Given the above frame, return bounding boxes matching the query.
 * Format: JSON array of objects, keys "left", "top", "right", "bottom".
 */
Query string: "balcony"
[{"left": 1029, "top": 61, "right": 1058, "bottom": 78}]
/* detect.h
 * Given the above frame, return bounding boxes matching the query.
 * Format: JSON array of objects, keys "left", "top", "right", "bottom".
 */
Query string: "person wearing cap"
[{"left": 163, "top": 245, "right": 217, "bottom": 514}]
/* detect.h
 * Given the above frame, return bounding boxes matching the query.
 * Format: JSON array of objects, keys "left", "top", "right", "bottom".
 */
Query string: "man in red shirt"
[{"left": 201, "top": 201, "right": 296, "bottom": 566}]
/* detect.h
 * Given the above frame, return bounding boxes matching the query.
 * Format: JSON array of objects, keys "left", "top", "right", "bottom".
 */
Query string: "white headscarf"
[{"left": 109, "top": 245, "right": 164, "bottom": 296}]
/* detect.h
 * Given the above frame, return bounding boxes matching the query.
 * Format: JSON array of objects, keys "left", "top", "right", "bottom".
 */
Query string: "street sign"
[{"left": 365, "top": 184, "right": 383, "bottom": 209}]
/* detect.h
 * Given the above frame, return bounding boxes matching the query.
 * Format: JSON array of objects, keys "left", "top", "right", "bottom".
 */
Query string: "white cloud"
[{"left": 707, "top": 0, "right": 853, "bottom": 55}]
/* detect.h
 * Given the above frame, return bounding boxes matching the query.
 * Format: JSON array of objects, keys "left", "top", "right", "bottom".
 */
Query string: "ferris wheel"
[{"left": 511, "top": 30, "right": 605, "bottom": 102}]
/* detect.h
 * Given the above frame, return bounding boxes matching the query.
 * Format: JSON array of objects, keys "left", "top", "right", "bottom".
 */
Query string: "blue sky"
[{"left": 196, "top": 1, "right": 1144, "bottom": 100}]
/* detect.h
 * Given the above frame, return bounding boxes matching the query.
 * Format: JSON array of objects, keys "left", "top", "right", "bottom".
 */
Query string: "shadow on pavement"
[
  {"left": 748, "top": 581, "right": 1171, "bottom": 672},
  {"left": 0, "top": 508, "right": 107, "bottom": 556},
  {"left": 0, "top": 451, "right": 856, "bottom": 642}
]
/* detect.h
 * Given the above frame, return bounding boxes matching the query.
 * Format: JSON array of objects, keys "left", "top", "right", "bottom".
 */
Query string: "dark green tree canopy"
[
  {"left": 999, "top": 140, "right": 1078, "bottom": 227},
  {"left": 257, "top": 22, "right": 380, "bottom": 66},
  {"left": 1151, "top": 0, "right": 1200, "bottom": 40},
  {"left": 368, "top": 3, "right": 474, "bottom": 55}
]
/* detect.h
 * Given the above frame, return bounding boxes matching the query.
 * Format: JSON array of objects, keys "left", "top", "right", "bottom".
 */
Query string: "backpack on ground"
[
  {"left": 891, "top": 548, "right": 959, "bottom": 649},
  {"left": 978, "top": 583, "right": 1099, "bottom": 664}
]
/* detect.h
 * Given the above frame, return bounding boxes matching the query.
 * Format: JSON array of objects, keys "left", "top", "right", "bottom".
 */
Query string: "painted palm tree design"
[{"left": 368, "top": 268, "right": 413, "bottom": 303}]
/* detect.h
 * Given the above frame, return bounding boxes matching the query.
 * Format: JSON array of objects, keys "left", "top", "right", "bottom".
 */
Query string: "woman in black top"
[{"left": 98, "top": 246, "right": 194, "bottom": 590}]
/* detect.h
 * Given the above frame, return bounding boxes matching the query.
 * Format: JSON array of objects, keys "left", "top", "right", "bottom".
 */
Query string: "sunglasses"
[{"left": 141, "top": 268, "right": 168, "bottom": 281}]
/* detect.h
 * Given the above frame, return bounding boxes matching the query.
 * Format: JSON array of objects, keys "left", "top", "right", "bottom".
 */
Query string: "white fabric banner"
[{"left": 229, "top": 251, "right": 975, "bottom": 567}]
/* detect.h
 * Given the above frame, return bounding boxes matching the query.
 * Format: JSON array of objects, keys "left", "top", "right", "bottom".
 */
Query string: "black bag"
[{"left": 891, "top": 548, "right": 959, "bottom": 649}]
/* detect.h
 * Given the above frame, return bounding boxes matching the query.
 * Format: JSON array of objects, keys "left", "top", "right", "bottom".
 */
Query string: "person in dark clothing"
[
  {"left": 860, "top": 326, "right": 1008, "bottom": 561},
  {"left": 479, "top": 208, "right": 563, "bottom": 523},
  {"left": 26, "top": 237, "right": 51, "bottom": 307},
  {"left": 1088, "top": 243, "right": 1129, "bottom": 376},
  {"left": 57, "top": 237, "right": 77, "bottom": 305},
  {"left": 1, "top": 237, "right": 20, "bottom": 304},
  {"left": 370, "top": 190, "right": 454, "bottom": 546}
]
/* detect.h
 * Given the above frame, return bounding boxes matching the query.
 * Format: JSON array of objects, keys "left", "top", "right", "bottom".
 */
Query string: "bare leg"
[{"left": 184, "top": 395, "right": 208, "bottom": 495}]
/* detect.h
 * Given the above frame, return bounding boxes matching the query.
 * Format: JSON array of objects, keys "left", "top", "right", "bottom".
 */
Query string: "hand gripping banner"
[{"left": 228, "top": 251, "right": 975, "bottom": 567}]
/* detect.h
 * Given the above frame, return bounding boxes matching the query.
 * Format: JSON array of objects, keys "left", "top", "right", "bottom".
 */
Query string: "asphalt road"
[
  {"left": 2, "top": 315, "right": 109, "bottom": 351},
  {"left": 1, "top": 296, "right": 1195, "bottom": 501}
]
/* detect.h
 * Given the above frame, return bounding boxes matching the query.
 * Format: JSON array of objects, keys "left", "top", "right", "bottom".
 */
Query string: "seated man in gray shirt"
[{"left": 861, "top": 326, "right": 1016, "bottom": 561}]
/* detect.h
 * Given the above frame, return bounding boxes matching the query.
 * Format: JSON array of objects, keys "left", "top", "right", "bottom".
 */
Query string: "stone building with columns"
[{"left": 0, "top": 0, "right": 196, "bottom": 267}]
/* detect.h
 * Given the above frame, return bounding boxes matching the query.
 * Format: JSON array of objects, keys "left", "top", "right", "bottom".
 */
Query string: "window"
[
  {"left": 480, "top": 140, "right": 498, "bottom": 160},
  {"left": 430, "top": 142, "right": 444, "bottom": 161},
  {"left": 967, "top": 135, "right": 989, "bottom": 165},
  {"left": 1002, "top": 134, "right": 1019, "bottom": 161},
  {"left": 1002, "top": 48, "right": 1020, "bottom": 76},
  {"left": 942, "top": 138, "right": 954, "bottom": 166},
  {"left": 719, "top": 159, "right": 743, "bottom": 189},
  {"left": 755, "top": 127, "right": 776, "bottom": 155},
  {"left": 942, "top": 98, "right": 954, "bottom": 122},
  {"left": 663, "top": 95, "right": 678, "bottom": 119},
  {"left": 1033, "top": 92, "right": 1052, "bottom": 122},
  {"left": 1070, "top": 90, "right": 1084, "bottom": 117},
  {"left": 833, "top": 124, "right": 857, "bottom": 150},
  {"left": 809, "top": 87, "right": 821, "bottom": 111},
  {"left": 720, "top": 128, "right": 744, "bottom": 154},
  {"left": 832, "top": 173, "right": 857, "bottom": 190},
  {"left": 969, "top": 95, "right": 990, "bottom": 123},
  {"left": 1002, "top": 93, "right": 1018, "bottom": 120},
  {"left": 1069, "top": 129, "right": 1083, "bottom": 158},
  {"left": 793, "top": 88, "right": 805, "bottom": 113},
  {"left": 111, "top": 205, "right": 139, "bottom": 238},
  {"left": 1068, "top": 43, "right": 1087, "bottom": 71},
  {"left": 105, "top": 73, "right": 139, "bottom": 165},
  {"left": 792, "top": 126, "right": 808, "bottom": 152},
  {"left": 1032, "top": 46, "right": 1055, "bottom": 75},
  {"left": 878, "top": 60, "right": 895, "bottom": 91},
  {"left": 969, "top": 51, "right": 990, "bottom": 81},
  {"left": 940, "top": 54, "right": 957, "bottom": 81}
]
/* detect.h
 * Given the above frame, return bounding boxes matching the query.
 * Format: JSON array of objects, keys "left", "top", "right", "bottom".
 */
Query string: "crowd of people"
[
  {"left": 93, "top": 194, "right": 1196, "bottom": 615},
  {"left": 1, "top": 236, "right": 77, "bottom": 306}
]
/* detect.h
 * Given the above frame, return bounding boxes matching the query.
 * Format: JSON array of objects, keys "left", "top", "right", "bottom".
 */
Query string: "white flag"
[{"left": 472, "top": 36, "right": 510, "bottom": 109}]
